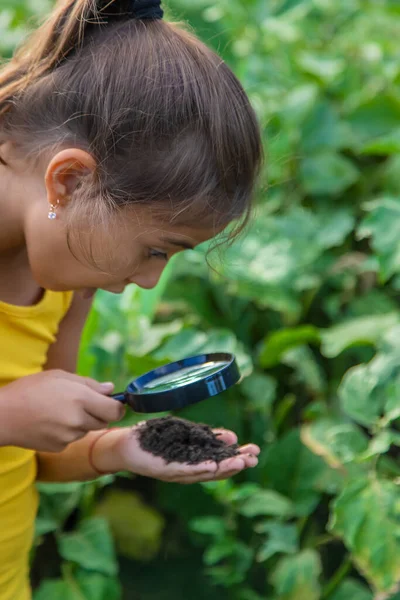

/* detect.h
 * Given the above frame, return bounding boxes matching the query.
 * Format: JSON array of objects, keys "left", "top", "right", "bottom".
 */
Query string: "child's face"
[
  {"left": 26, "top": 204, "right": 218, "bottom": 297},
  {"left": 16, "top": 147, "right": 223, "bottom": 296}
]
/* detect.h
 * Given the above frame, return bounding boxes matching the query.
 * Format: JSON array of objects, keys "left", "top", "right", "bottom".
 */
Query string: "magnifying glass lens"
[
  {"left": 113, "top": 353, "right": 240, "bottom": 413},
  {"left": 141, "top": 361, "right": 227, "bottom": 393}
]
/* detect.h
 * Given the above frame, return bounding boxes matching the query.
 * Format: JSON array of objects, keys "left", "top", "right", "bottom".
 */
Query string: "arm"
[
  {"left": 36, "top": 428, "right": 124, "bottom": 482},
  {"left": 37, "top": 292, "right": 110, "bottom": 481},
  {"left": 37, "top": 293, "right": 259, "bottom": 483}
]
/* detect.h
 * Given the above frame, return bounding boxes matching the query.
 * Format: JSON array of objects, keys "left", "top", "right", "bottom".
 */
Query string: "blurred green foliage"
[{"left": 3, "top": 0, "right": 400, "bottom": 598}]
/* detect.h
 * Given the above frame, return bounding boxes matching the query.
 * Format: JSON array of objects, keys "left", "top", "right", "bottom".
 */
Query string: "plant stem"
[{"left": 321, "top": 555, "right": 352, "bottom": 599}]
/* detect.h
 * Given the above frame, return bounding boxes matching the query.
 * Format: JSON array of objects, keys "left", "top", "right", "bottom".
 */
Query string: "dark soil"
[{"left": 137, "top": 416, "right": 240, "bottom": 464}]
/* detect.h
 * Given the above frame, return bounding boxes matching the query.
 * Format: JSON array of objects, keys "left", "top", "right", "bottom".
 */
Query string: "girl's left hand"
[{"left": 95, "top": 426, "right": 260, "bottom": 484}]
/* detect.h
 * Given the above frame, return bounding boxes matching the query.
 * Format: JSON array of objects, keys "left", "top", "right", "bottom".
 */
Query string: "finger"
[
  {"left": 238, "top": 444, "right": 261, "bottom": 456},
  {"left": 81, "top": 414, "right": 110, "bottom": 432},
  {"left": 50, "top": 371, "right": 114, "bottom": 395},
  {"left": 217, "top": 455, "right": 247, "bottom": 473},
  {"left": 213, "top": 469, "right": 243, "bottom": 481},
  {"left": 81, "top": 377, "right": 115, "bottom": 395},
  {"left": 213, "top": 429, "right": 238, "bottom": 445},
  {"left": 170, "top": 457, "right": 245, "bottom": 482},
  {"left": 239, "top": 454, "right": 259, "bottom": 469},
  {"left": 165, "top": 453, "right": 259, "bottom": 484},
  {"left": 83, "top": 392, "right": 125, "bottom": 423},
  {"left": 163, "top": 460, "right": 218, "bottom": 479},
  {"left": 175, "top": 466, "right": 244, "bottom": 485},
  {"left": 212, "top": 454, "right": 258, "bottom": 478}
]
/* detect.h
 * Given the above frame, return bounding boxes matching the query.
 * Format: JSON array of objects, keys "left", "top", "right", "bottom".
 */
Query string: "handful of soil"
[{"left": 137, "top": 416, "right": 240, "bottom": 464}]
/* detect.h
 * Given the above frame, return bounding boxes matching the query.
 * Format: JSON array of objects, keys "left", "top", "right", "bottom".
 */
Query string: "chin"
[{"left": 31, "top": 269, "right": 75, "bottom": 292}]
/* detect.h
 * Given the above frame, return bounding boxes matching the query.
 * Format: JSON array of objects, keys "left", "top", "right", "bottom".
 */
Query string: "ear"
[{"left": 45, "top": 148, "right": 97, "bottom": 208}]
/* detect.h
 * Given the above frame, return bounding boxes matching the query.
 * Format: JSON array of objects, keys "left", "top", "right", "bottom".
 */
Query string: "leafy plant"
[{"left": 3, "top": 0, "right": 400, "bottom": 598}]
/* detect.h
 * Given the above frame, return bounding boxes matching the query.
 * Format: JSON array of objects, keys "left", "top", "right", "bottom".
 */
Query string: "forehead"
[{"left": 125, "top": 206, "right": 227, "bottom": 247}]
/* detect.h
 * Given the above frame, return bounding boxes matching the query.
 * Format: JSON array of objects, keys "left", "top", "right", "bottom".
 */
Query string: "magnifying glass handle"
[{"left": 111, "top": 392, "right": 127, "bottom": 403}]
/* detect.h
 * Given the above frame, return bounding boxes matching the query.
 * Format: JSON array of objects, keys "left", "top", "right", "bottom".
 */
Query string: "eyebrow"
[{"left": 163, "top": 237, "right": 195, "bottom": 250}]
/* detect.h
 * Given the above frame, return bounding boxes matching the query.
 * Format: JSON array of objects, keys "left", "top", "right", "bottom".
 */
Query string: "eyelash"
[{"left": 149, "top": 249, "right": 168, "bottom": 261}]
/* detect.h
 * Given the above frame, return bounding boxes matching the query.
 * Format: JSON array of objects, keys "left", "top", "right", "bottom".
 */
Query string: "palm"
[{"left": 120, "top": 426, "right": 260, "bottom": 484}]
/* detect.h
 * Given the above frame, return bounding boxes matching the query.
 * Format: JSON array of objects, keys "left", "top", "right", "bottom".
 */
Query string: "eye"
[{"left": 148, "top": 248, "right": 168, "bottom": 261}]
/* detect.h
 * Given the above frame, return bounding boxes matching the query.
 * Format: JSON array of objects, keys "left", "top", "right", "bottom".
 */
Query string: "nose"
[{"left": 130, "top": 265, "right": 165, "bottom": 290}]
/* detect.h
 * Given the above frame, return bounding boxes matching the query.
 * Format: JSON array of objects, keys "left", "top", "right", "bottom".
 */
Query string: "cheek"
[
  {"left": 25, "top": 207, "right": 144, "bottom": 289},
  {"left": 81, "top": 232, "right": 143, "bottom": 278},
  {"left": 26, "top": 233, "right": 95, "bottom": 291},
  {"left": 24, "top": 218, "right": 105, "bottom": 290}
]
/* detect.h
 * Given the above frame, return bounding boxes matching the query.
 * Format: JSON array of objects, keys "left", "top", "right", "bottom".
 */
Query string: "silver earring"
[{"left": 48, "top": 200, "right": 59, "bottom": 220}]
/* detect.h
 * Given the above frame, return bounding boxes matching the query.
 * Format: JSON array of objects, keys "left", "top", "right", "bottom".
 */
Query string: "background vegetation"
[{"left": 3, "top": 0, "right": 400, "bottom": 598}]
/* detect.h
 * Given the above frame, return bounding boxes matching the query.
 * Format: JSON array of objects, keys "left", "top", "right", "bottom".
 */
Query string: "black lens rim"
[{"left": 122, "top": 352, "right": 240, "bottom": 413}]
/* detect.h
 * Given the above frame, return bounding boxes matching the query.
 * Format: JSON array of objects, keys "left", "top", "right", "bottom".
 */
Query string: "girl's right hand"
[{"left": 0, "top": 370, "right": 124, "bottom": 452}]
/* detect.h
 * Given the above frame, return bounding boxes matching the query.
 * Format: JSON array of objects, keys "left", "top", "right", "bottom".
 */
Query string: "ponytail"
[
  {"left": 0, "top": 0, "right": 163, "bottom": 117},
  {"left": 0, "top": 1, "right": 98, "bottom": 116}
]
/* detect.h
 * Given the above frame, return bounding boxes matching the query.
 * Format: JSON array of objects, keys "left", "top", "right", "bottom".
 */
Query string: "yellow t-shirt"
[{"left": 0, "top": 290, "right": 73, "bottom": 600}]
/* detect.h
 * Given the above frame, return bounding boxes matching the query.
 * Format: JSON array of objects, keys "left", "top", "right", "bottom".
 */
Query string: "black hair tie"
[{"left": 130, "top": 0, "right": 164, "bottom": 20}]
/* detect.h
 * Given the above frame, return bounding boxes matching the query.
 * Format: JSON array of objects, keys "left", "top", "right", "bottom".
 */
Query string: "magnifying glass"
[{"left": 112, "top": 352, "right": 240, "bottom": 413}]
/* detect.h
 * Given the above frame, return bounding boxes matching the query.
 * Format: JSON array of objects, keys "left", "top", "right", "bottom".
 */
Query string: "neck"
[
  {"left": 0, "top": 144, "right": 38, "bottom": 255},
  {"left": 0, "top": 143, "right": 51, "bottom": 305}
]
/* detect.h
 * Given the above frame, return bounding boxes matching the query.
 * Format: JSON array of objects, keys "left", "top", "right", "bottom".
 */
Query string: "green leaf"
[
  {"left": 271, "top": 549, "right": 322, "bottom": 600},
  {"left": 347, "top": 289, "right": 400, "bottom": 318},
  {"left": 74, "top": 571, "right": 121, "bottom": 600},
  {"left": 33, "top": 573, "right": 121, "bottom": 600},
  {"left": 301, "top": 418, "right": 369, "bottom": 468},
  {"left": 189, "top": 516, "right": 226, "bottom": 538},
  {"left": 239, "top": 489, "right": 294, "bottom": 519},
  {"left": 330, "top": 477, "right": 400, "bottom": 592},
  {"left": 358, "top": 197, "right": 400, "bottom": 281},
  {"left": 320, "top": 313, "right": 400, "bottom": 358},
  {"left": 297, "top": 52, "right": 344, "bottom": 82},
  {"left": 264, "top": 430, "right": 330, "bottom": 516},
  {"left": 314, "top": 207, "right": 355, "bottom": 249},
  {"left": 205, "top": 540, "right": 254, "bottom": 586},
  {"left": 259, "top": 326, "right": 320, "bottom": 368},
  {"left": 204, "top": 538, "right": 239, "bottom": 566},
  {"left": 300, "top": 152, "right": 359, "bottom": 196},
  {"left": 58, "top": 518, "right": 118, "bottom": 576},
  {"left": 204, "top": 539, "right": 253, "bottom": 584},
  {"left": 282, "top": 346, "right": 326, "bottom": 395},
  {"left": 300, "top": 101, "right": 344, "bottom": 153},
  {"left": 255, "top": 522, "right": 298, "bottom": 562},
  {"left": 359, "top": 430, "right": 400, "bottom": 461},
  {"left": 36, "top": 483, "right": 84, "bottom": 536},
  {"left": 329, "top": 579, "right": 372, "bottom": 600},
  {"left": 361, "top": 129, "right": 400, "bottom": 155},
  {"left": 347, "top": 95, "right": 400, "bottom": 144},
  {"left": 339, "top": 363, "right": 384, "bottom": 427},
  {"left": 339, "top": 326, "right": 400, "bottom": 427},
  {"left": 240, "top": 372, "right": 277, "bottom": 413},
  {"left": 34, "top": 580, "right": 77, "bottom": 600},
  {"left": 216, "top": 205, "right": 352, "bottom": 320}
]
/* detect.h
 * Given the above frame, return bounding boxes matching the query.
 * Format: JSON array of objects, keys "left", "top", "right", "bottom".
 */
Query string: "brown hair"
[{"left": 0, "top": 0, "right": 262, "bottom": 236}]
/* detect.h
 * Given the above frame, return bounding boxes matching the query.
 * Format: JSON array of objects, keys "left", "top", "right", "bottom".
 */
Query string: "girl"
[{"left": 0, "top": 0, "right": 262, "bottom": 598}]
